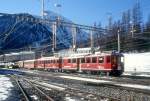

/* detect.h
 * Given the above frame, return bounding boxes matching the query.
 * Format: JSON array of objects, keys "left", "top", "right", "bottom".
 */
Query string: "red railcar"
[
  {"left": 16, "top": 51, "right": 124, "bottom": 76},
  {"left": 61, "top": 52, "right": 124, "bottom": 75},
  {"left": 44, "top": 57, "right": 60, "bottom": 70},
  {"left": 23, "top": 60, "right": 35, "bottom": 69}
]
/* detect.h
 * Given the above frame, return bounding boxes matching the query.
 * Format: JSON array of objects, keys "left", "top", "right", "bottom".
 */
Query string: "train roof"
[
  {"left": 24, "top": 59, "right": 35, "bottom": 62},
  {"left": 37, "top": 56, "right": 59, "bottom": 60},
  {"left": 57, "top": 47, "right": 123, "bottom": 58}
]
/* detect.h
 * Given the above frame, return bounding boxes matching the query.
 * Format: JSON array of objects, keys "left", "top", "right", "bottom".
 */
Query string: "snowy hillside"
[
  {"left": 124, "top": 52, "right": 150, "bottom": 73},
  {"left": 0, "top": 12, "right": 89, "bottom": 51},
  {"left": 44, "top": 11, "right": 90, "bottom": 47}
]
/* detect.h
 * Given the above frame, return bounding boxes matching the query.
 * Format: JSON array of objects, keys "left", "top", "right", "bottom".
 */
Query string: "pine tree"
[
  {"left": 146, "top": 14, "right": 150, "bottom": 32},
  {"left": 121, "top": 9, "right": 131, "bottom": 35},
  {"left": 132, "top": 1, "right": 142, "bottom": 33}
]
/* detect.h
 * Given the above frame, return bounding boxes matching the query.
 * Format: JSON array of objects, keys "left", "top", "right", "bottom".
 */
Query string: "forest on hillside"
[{"left": 85, "top": 2, "right": 150, "bottom": 52}]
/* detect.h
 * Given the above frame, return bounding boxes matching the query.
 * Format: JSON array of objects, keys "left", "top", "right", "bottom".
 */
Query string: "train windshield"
[
  {"left": 119, "top": 55, "right": 124, "bottom": 64},
  {"left": 112, "top": 55, "right": 124, "bottom": 64}
]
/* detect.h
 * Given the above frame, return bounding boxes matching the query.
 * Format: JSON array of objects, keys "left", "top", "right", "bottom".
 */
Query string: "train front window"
[
  {"left": 99, "top": 57, "right": 104, "bottom": 63},
  {"left": 121, "top": 56, "right": 124, "bottom": 63},
  {"left": 112, "top": 56, "right": 117, "bottom": 64}
]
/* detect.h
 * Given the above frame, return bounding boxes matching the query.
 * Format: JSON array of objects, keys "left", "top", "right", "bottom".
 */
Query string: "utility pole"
[
  {"left": 117, "top": 29, "right": 120, "bottom": 53},
  {"left": 131, "top": 23, "right": 134, "bottom": 38},
  {"left": 52, "top": 22, "right": 57, "bottom": 52},
  {"left": 54, "top": 3, "right": 62, "bottom": 21},
  {"left": 41, "top": 0, "right": 45, "bottom": 19},
  {"left": 72, "top": 24, "right": 76, "bottom": 50},
  {"left": 130, "top": 21, "right": 135, "bottom": 38},
  {"left": 90, "top": 30, "right": 93, "bottom": 48}
]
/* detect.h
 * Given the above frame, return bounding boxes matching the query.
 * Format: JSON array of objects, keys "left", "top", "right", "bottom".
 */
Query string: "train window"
[
  {"left": 99, "top": 57, "right": 104, "bottom": 63},
  {"left": 121, "top": 56, "right": 124, "bottom": 63},
  {"left": 72, "top": 59, "right": 76, "bottom": 63},
  {"left": 68, "top": 59, "right": 71, "bottom": 63},
  {"left": 92, "top": 57, "right": 97, "bottom": 63},
  {"left": 81, "top": 58, "right": 85, "bottom": 63},
  {"left": 86, "top": 58, "right": 91, "bottom": 63},
  {"left": 112, "top": 56, "right": 117, "bottom": 64},
  {"left": 106, "top": 56, "right": 111, "bottom": 63}
]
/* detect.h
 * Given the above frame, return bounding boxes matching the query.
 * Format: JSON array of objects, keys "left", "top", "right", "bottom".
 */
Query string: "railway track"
[
  {"left": 22, "top": 69, "right": 150, "bottom": 86},
  {"left": 10, "top": 75, "right": 54, "bottom": 101},
  {"left": 9, "top": 69, "right": 150, "bottom": 101},
  {"left": 14, "top": 74, "right": 119, "bottom": 101},
  {"left": 20, "top": 71, "right": 150, "bottom": 101}
]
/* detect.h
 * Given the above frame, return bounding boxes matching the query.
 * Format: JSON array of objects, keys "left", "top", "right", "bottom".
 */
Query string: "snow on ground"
[
  {"left": 0, "top": 75, "right": 14, "bottom": 101},
  {"left": 115, "top": 83, "right": 150, "bottom": 90},
  {"left": 59, "top": 76, "right": 112, "bottom": 83},
  {"left": 60, "top": 75, "right": 150, "bottom": 91},
  {"left": 124, "top": 52, "right": 150, "bottom": 73},
  {"left": 65, "top": 97, "right": 76, "bottom": 101}
]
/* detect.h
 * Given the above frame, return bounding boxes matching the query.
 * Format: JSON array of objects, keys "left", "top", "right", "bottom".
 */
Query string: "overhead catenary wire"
[{"left": 1, "top": 14, "right": 150, "bottom": 54}]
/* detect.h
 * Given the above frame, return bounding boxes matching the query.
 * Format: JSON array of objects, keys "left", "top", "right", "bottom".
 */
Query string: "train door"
[
  {"left": 111, "top": 54, "right": 124, "bottom": 75},
  {"left": 111, "top": 55, "right": 117, "bottom": 69},
  {"left": 43, "top": 60, "right": 46, "bottom": 70},
  {"left": 117, "top": 55, "right": 124, "bottom": 72},
  {"left": 59, "top": 57, "right": 63, "bottom": 71},
  {"left": 77, "top": 58, "right": 81, "bottom": 72}
]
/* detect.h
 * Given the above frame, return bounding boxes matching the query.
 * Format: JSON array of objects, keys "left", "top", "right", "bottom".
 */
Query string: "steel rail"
[{"left": 10, "top": 75, "right": 31, "bottom": 101}]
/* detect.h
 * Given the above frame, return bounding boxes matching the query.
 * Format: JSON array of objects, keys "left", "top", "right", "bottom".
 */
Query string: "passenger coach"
[{"left": 16, "top": 51, "right": 124, "bottom": 76}]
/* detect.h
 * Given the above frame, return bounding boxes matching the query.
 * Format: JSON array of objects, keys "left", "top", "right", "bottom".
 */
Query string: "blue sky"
[{"left": 0, "top": 0, "right": 150, "bottom": 26}]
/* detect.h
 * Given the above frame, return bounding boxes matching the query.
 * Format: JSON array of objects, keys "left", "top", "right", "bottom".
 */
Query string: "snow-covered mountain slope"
[{"left": 0, "top": 11, "right": 89, "bottom": 51}]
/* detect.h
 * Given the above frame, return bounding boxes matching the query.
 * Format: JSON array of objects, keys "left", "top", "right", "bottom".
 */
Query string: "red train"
[{"left": 16, "top": 50, "right": 124, "bottom": 76}]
